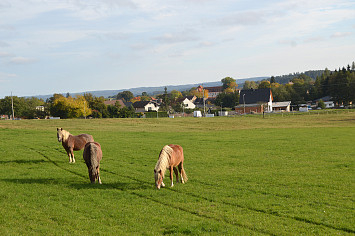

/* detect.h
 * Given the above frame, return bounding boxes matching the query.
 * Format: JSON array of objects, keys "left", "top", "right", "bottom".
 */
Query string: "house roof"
[
  {"left": 185, "top": 96, "right": 195, "bottom": 101},
  {"left": 239, "top": 88, "right": 272, "bottom": 104},
  {"left": 205, "top": 86, "right": 223, "bottom": 92},
  {"left": 314, "top": 96, "right": 332, "bottom": 102},
  {"left": 104, "top": 99, "right": 126, "bottom": 107},
  {"left": 132, "top": 101, "right": 151, "bottom": 108}
]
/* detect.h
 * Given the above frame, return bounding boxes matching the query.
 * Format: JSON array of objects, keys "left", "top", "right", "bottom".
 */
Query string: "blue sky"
[{"left": 0, "top": 0, "right": 354, "bottom": 98}]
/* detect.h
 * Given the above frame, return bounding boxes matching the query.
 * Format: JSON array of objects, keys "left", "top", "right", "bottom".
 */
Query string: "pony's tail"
[
  {"left": 89, "top": 144, "right": 99, "bottom": 183},
  {"left": 181, "top": 167, "right": 188, "bottom": 183}
]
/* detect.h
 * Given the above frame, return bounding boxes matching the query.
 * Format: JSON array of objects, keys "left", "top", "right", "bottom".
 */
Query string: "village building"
[
  {"left": 272, "top": 101, "right": 291, "bottom": 112},
  {"left": 235, "top": 88, "right": 273, "bottom": 114},
  {"left": 196, "top": 85, "right": 223, "bottom": 98},
  {"left": 177, "top": 97, "right": 196, "bottom": 109},
  {"left": 132, "top": 101, "right": 159, "bottom": 112}
]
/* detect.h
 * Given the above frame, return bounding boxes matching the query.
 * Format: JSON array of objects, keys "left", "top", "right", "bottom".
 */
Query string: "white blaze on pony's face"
[{"left": 154, "top": 169, "right": 163, "bottom": 189}]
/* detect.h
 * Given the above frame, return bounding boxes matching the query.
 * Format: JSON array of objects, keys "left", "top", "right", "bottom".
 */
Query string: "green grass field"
[{"left": 0, "top": 112, "right": 354, "bottom": 235}]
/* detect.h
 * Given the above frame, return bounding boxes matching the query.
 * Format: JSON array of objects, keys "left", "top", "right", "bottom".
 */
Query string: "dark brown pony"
[
  {"left": 154, "top": 144, "right": 188, "bottom": 189},
  {"left": 83, "top": 142, "right": 102, "bottom": 184},
  {"left": 57, "top": 128, "right": 94, "bottom": 163}
]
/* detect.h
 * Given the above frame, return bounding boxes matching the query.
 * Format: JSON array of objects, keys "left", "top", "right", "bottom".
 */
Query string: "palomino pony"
[
  {"left": 57, "top": 128, "right": 94, "bottom": 163},
  {"left": 83, "top": 142, "right": 102, "bottom": 184},
  {"left": 154, "top": 144, "right": 188, "bottom": 189}
]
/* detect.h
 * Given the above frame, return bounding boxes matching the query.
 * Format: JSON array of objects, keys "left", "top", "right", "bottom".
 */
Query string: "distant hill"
[
  {"left": 274, "top": 70, "right": 324, "bottom": 84},
  {"left": 31, "top": 76, "right": 267, "bottom": 100}
]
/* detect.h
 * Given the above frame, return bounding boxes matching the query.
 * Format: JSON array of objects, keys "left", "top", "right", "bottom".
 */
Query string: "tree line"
[{"left": 1, "top": 62, "right": 354, "bottom": 119}]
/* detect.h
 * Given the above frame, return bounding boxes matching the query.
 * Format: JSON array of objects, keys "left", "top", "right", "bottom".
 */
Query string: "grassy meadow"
[{"left": 0, "top": 112, "right": 354, "bottom": 235}]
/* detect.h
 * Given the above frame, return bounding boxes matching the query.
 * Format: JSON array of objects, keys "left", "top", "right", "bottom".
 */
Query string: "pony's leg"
[
  {"left": 67, "top": 152, "right": 72, "bottom": 163},
  {"left": 179, "top": 163, "right": 185, "bottom": 184},
  {"left": 169, "top": 166, "right": 174, "bottom": 187},
  {"left": 98, "top": 168, "right": 102, "bottom": 184},
  {"left": 173, "top": 167, "right": 179, "bottom": 183},
  {"left": 71, "top": 151, "right": 75, "bottom": 163}
]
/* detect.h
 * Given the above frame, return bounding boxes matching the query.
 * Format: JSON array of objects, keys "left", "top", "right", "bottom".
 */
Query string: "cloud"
[
  {"left": 217, "top": 10, "right": 266, "bottom": 26},
  {"left": 9, "top": 57, "right": 37, "bottom": 65},
  {"left": 0, "top": 72, "right": 16, "bottom": 82},
  {"left": 331, "top": 32, "right": 351, "bottom": 38},
  {"left": 153, "top": 29, "right": 200, "bottom": 44},
  {"left": 0, "top": 41, "right": 9, "bottom": 47},
  {"left": 0, "top": 52, "right": 13, "bottom": 57},
  {"left": 279, "top": 39, "right": 298, "bottom": 47},
  {"left": 303, "top": 36, "right": 325, "bottom": 43},
  {"left": 198, "top": 41, "right": 215, "bottom": 47}
]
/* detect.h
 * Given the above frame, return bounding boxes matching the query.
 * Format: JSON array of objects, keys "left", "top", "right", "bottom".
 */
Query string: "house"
[
  {"left": 196, "top": 85, "right": 223, "bottom": 98},
  {"left": 132, "top": 101, "right": 159, "bottom": 112},
  {"left": 235, "top": 88, "right": 273, "bottom": 114},
  {"left": 298, "top": 104, "right": 309, "bottom": 112},
  {"left": 177, "top": 97, "right": 196, "bottom": 109},
  {"left": 272, "top": 101, "right": 291, "bottom": 112},
  {"left": 314, "top": 96, "right": 334, "bottom": 109},
  {"left": 205, "top": 86, "right": 223, "bottom": 98},
  {"left": 194, "top": 97, "right": 216, "bottom": 110}
]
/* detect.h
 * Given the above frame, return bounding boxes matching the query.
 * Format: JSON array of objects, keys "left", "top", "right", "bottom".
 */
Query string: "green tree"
[
  {"left": 258, "top": 80, "right": 271, "bottom": 89},
  {"left": 170, "top": 90, "right": 183, "bottom": 101},
  {"left": 243, "top": 81, "right": 258, "bottom": 89},
  {"left": 221, "top": 77, "right": 238, "bottom": 90},
  {"left": 49, "top": 95, "right": 91, "bottom": 119},
  {"left": 318, "top": 99, "right": 325, "bottom": 109},
  {"left": 214, "top": 91, "right": 239, "bottom": 108},
  {"left": 116, "top": 91, "right": 134, "bottom": 102}
]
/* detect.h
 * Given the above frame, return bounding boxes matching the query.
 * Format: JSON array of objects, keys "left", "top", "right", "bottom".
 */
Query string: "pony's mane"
[
  {"left": 59, "top": 129, "right": 71, "bottom": 142},
  {"left": 155, "top": 145, "right": 173, "bottom": 176}
]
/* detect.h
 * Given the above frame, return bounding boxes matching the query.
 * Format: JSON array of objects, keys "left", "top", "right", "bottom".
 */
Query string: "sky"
[{"left": 0, "top": 0, "right": 354, "bottom": 98}]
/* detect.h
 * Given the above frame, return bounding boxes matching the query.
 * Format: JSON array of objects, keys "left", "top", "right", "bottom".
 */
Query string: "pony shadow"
[
  {"left": 0, "top": 178, "right": 60, "bottom": 185},
  {"left": 70, "top": 181, "right": 152, "bottom": 191},
  {"left": 0, "top": 160, "right": 46, "bottom": 165}
]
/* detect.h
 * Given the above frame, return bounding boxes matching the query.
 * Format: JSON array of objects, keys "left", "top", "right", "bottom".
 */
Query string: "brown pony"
[
  {"left": 83, "top": 142, "right": 102, "bottom": 184},
  {"left": 57, "top": 128, "right": 94, "bottom": 163},
  {"left": 154, "top": 144, "right": 188, "bottom": 189}
]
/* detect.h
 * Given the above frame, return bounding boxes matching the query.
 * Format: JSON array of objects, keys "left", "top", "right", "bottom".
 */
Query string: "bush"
[
  {"left": 318, "top": 100, "right": 326, "bottom": 109},
  {"left": 145, "top": 111, "right": 168, "bottom": 118}
]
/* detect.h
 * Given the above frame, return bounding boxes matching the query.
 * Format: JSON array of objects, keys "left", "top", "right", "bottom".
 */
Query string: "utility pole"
[
  {"left": 84, "top": 100, "right": 86, "bottom": 119},
  {"left": 220, "top": 102, "right": 223, "bottom": 116},
  {"left": 202, "top": 84, "right": 206, "bottom": 117},
  {"left": 243, "top": 93, "right": 246, "bottom": 114},
  {"left": 11, "top": 92, "right": 14, "bottom": 120}
]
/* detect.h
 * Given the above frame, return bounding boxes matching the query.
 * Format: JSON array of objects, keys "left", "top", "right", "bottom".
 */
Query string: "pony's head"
[
  {"left": 154, "top": 169, "right": 163, "bottom": 189},
  {"left": 154, "top": 145, "right": 173, "bottom": 189},
  {"left": 57, "top": 128, "right": 69, "bottom": 142}
]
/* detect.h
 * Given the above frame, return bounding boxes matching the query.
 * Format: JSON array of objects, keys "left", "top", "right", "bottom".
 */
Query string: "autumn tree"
[
  {"left": 258, "top": 80, "right": 271, "bottom": 89},
  {"left": 221, "top": 77, "right": 238, "bottom": 91}
]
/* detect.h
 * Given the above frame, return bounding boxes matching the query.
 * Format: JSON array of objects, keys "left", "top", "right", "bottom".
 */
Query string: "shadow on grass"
[
  {"left": 70, "top": 181, "right": 153, "bottom": 191},
  {"left": 0, "top": 159, "right": 46, "bottom": 164},
  {"left": 0, "top": 178, "right": 61, "bottom": 184},
  {"left": 1, "top": 177, "right": 154, "bottom": 191}
]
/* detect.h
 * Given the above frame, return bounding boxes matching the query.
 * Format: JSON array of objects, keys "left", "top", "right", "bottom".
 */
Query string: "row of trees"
[
  {"left": 267, "top": 66, "right": 355, "bottom": 105},
  {"left": 1, "top": 63, "right": 354, "bottom": 119}
]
